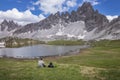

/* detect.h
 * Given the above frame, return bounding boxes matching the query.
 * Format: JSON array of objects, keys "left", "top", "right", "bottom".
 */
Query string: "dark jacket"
[{"left": 48, "top": 62, "right": 54, "bottom": 68}]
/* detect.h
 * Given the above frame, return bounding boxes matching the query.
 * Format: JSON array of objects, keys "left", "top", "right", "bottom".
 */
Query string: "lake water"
[{"left": 0, "top": 44, "right": 89, "bottom": 58}]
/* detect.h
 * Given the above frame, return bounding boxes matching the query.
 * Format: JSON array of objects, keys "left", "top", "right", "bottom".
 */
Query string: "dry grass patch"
[{"left": 80, "top": 66, "right": 106, "bottom": 79}]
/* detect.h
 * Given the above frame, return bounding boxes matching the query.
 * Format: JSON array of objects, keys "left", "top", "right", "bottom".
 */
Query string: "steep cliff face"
[
  {"left": 0, "top": 2, "right": 120, "bottom": 41},
  {"left": 100, "top": 16, "right": 120, "bottom": 39}
]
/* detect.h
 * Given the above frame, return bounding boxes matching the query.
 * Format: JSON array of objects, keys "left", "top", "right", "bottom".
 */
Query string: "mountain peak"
[
  {"left": 2, "top": 19, "right": 8, "bottom": 24},
  {"left": 77, "top": 2, "right": 94, "bottom": 15},
  {"left": 0, "top": 19, "right": 21, "bottom": 31},
  {"left": 1, "top": 2, "right": 120, "bottom": 40},
  {"left": 118, "top": 16, "right": 120, "bottom": 19},
  {"left": 82, "top": 2, "right": 92, "bottom": 7}
]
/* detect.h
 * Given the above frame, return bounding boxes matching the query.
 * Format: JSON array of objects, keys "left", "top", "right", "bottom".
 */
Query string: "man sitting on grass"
[{"left": 38, "top": 58, "right": 46, "bottom": 67}]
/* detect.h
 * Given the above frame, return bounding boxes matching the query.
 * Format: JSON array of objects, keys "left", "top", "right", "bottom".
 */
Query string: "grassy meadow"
[
  {"left": 47, "top": 40, "right": 86, "bottom": 45},
  {"left": 0, "top": 40, "right": 120, "bottom": 80}
]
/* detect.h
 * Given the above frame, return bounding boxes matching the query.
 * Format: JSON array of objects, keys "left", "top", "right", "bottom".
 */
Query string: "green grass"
[
  {"left": 99, "top": 69, "right": 120, "bottom": 80},
  {"left": 0, "top": 40, "right": 120, "bottom": 80},
  {"left": 47, "top": 40, "right": 86, "bottom": 45},
  {"left": 0, "top": 58, "right": 89, "bottom": 80},
  {"left": 54, "top": 47, "right": 120, "bottom": 68}
]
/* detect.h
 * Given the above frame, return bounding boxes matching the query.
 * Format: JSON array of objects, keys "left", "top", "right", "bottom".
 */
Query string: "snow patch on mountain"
[
  {"left": 14, "top": 21, "right": 88, "bottom": 40},
  {"left": 0, "top": 26, "right": 14, "bottom": 38}
]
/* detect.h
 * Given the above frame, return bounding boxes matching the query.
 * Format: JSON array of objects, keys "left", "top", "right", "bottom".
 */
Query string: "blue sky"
[{"left": 0, "top": 0, "right": 119, "bottom": 25}]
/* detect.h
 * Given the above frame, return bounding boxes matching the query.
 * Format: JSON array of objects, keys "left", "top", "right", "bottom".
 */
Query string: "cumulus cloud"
[
  {"left": 0, "top": 8, "right": 45, "bottom": 25},
  {"left": 66, "top": 0, "right": 77, "bottom": 7},
  {"left": 83, "top": 0, "right": 99, "bottom": 5},
  {"left": 106, "top": 15, "right": 118, "bottom": 22},
  {"left": 33, "top": 0, "right": 66, "bottom": 14},
  {"left": 33, "top": 0, "right": 77, "bottom": 14}
]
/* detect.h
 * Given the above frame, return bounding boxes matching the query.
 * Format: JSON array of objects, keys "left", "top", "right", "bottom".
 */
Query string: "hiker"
[
  {"left": 48, "top": 62, "right": 54, "bottom": 68},
  {"left": 38, "top": 58, "right": 46, "bottom": 67}
]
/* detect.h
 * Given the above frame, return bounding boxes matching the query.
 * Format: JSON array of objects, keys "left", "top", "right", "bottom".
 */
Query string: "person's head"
[{"left": 49, "top": 62, "right": 53, "bottom": 65}]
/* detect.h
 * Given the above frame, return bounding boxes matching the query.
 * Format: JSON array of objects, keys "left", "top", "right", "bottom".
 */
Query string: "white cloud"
[
  {"left": 83, "top": 0, "right": 99, "bottom": 5},
  {"left": 66, "top": 0, "right": 77, "bottom": 7},
  {"left": 0, "top": 8, "right": 45, "bottom": 25},
  {"left": 34, "top": 0, "right": 66, "bottom": 14},
  {"left": 106, "top": 15, "right": 118, "bottom": 22},
  {"left": 33, "top": 0, "right": 77, "bottom": 14},
  {"left": 27, "top": 6, "right": 35, "bottom": 11},
  {"left": 39, "top": 14, "right": 46, "bottom": 19}
]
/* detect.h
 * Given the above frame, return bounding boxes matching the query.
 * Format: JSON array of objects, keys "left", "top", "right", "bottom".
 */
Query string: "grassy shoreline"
[
  {"left": 0, "top": 37, "right": 87, "bottom": 48},
  {"left": 0, "top": 37, "right": 45, "bottom": 48},
  {"left": 46, "top": 40, "right": 86, "bottom": 45},
  {"left": 0, "top": 46, "right": 120, "bottom": 80},
  {"left": 0, "top": 40, "right": 120, "bottom": 80}
]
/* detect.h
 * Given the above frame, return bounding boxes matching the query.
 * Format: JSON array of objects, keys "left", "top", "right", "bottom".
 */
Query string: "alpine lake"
[{"left": 0, "top": 44, "right": 89, "bottom": 59}]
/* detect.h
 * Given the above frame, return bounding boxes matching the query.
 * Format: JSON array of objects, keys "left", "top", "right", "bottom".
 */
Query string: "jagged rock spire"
[
  {"left": 0, "top": 19, "right": 21, "bottom": 31},
  {"left": 77, "top": 2, "right": 94, "bottom": 15}
]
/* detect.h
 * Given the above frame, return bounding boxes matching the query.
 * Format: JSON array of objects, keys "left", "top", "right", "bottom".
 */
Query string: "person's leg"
[{"left": 43, "top": 64, "right": 46, "bottom": 67}]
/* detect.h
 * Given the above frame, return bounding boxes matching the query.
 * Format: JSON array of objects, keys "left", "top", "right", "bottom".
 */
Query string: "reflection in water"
[{"left": 0, "top": 45, "right": 89, "bottom": 58}]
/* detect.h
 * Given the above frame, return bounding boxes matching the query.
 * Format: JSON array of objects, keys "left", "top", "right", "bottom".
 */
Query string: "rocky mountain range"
[
  {"left": 0, "top": 2, "right": 120, "bottom": 41},
  {"left": 0, "top": 20, "right": 21, "bottom": 38}
]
